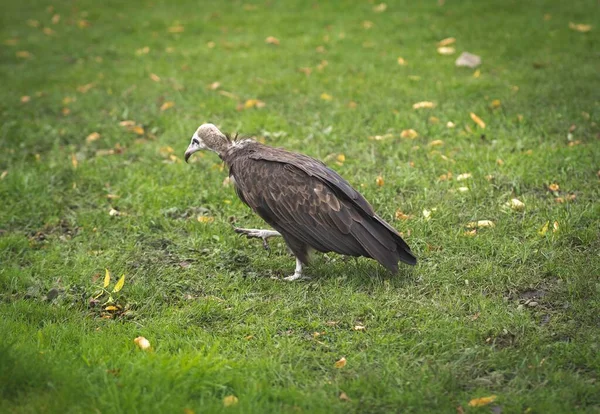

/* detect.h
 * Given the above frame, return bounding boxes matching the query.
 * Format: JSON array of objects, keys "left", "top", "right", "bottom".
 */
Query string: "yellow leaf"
[
  {"left": 160, "top": 101, "right": 175, "bottom": 111},
  {"left": 470, "top": 112, "right": 486, "bottom": 128},
  {"left": 150, "top": 73, "right": 161, "bottom": 82},
  {"left": 198, "top": 216, "right": 215, "bottom": 223},
  {"left": 553, "top": 221, "right": 559, "bottom": 233},
  {"left": 397, "top": 57, "right": 406, "bottom": 65},
  {"left": 376, "top": 175, "right": 384, "bottom": 187},
  {"left": 354, "top": 325, "right": 366, "bottom": 331},
  {"left": 446, "top": 121, "right": 455, "bottom": 128},
  {"left": 16, "top": 50, "right": 32, "bottom": 59},
  {"left": 168, "top": 24, "right": 184, "bottom": 33},
  {"left": 21, "top": 95, "right": 30, "bottom": 103},
  {"left": 373, "top": 3, "right": 387, "bottom": 12},
  {"left": 265, "top": 36, "right": 280, "bottom": 45},
  {"left": 468, "top": 395, "right": 497, "bottom": 407},
  {"left": 132, "top": 126, "right": 145, "bottom": 135},
  {"left": 412, "top": 101, "right": 435, "bottom": 109},
  {"left": 103, "top": 269, "right": 111, "bottom": 288},
  {"left": 51, "top": 14, "right": 60, "bottom": 24},
  {"left": 334, "top": 357, "right": 347, "bottom": 368},
  {"left": 422, "top": 209, "right": 432, "bottom": 220},
  {"left": 77, "top": 83, "right": 95, "bottom": 93},
  {"left": 27, "top": 19, "right": 40, "bottom": 28},
  {"left": 112, "top": 275, "right": 125, "bottom": 293},
  {"left": 209, "top": 81, "right": 221, "bottom": 90},
  {"left": 437, "top": 37, "right": 456, "bottom": 47},
  {"left": 77, "top": 20, "right": 90, "bottom": 28},
  {"left": 362, "top": 21, "right": 373, "bottom": 29},
  {"left": 437, "top": 46, "right": 455, "bottom": 55},
  {"left": 0, "top": 171, "right": 7, "bottom": 180},
  {"left": 71, "top": 153, "right": 78, "bottom": 168},
  {"left": 466, "top": 220, "right": 495, "bottom": 228},
  {"left": 104, "top": 305, "right": 119, "bottom": 311},
  {"left": 400, "top": 129, "right": 418, "bottom": 139},
  {"left": 491, "top": 99, "right": 501, "bottom": 109},
  {"left": 86, "top": 132, "right": 100, "bottom": 143},
  {"left": 223, "top": 395, "right": 238, "bottom": 407},
  {"left": 539, "top": 221, "right": 549, "bottom": 236},
  {"left": 548, "top": 183, "right": 559, "bottom": 192},
  {"left": 473, "top": 69, "right": 481, "bottom": 78},
  {"left": 320, "top": 93, "right": 333, "bottom": 101},
  {"left": 506, "top": 198, "right": 525, "bottom": 211},
  {"left": 429, "top": 140, "right": 444, "bottom": 147},
  {"left": 336, "top": 154, "right": 345, "bottom": 163},
  {"left": 43, "top": 27, "right": 55, "bottom": 36},
  {"left": 456, "top": 173, "right": 472, "bottom": 181},
  {"left": 569, "top": 22, "right": 592, "bottom": 33},
  {"left": 62, "top": 107, "right": 71, "bottom": 116},
  {"left": 134, "top": 336, "right": 151, "bottom": 350}
]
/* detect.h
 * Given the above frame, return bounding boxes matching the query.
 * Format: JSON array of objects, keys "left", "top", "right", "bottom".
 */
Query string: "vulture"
[{"left": 184, "top": 123, "right": 416, "bottom": 280}]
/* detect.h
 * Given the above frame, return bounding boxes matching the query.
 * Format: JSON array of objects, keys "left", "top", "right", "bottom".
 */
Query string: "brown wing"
[{"left": 231, "top": 154, "right": 416, "bottom": 272}]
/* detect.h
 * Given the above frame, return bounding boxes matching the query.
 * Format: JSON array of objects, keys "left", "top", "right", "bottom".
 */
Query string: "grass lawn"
[{"left": 1, "top": 0, "right": 599, "bottom": 412}]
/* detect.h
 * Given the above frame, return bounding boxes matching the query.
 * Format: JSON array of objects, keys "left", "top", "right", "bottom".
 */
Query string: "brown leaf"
[
  {"left": 412, "top": 101, "right": 435, "bottom": 109},
  {"left": 373, "top": 3, "right": 387, "bottom": 12},
  {"left": 395, "top": 210, "right": 410, "bottom": 220},
  {"left": 468, "top": 395, "right": 497, "bottom": 407},
  {"left": 51, "top": 14, "right": 60, "bottom": 24},
  {"left": 397, "top": 57, "right": 406, "bottom": 65},
  {"left": 20, "top": 96, "right": 31, "bottom": 103},
  {"left": 437, "top": 37, "right": 456, "bottom": 47},
  {"left": 376, "top": 175, "right": 384, "bottom": 187},
  {"left": 160, "top": 101, "right": 175, "bottom": 111},
  {"left": 298, "top": 67, "right": 312, "bottom": 76},
  {"left": 16, "top": 50, "right": 32, "bottom": 59},
  {"left": 43, "top": 27, "right": 55, "bottom": 36},
  {"left": 470, "top": 112, "right": 486, "bottom": 128},
  {"left": 150, "top": 73, "right": 161, "bottom": 82},
  {"left": 334, "top": 357, "right": 347, "bottom": 368},
  {"left": 71, "top": 153, "right": 78, "bottom": 168},
  {"left": 400, "top": 129, "right": 418, "bottom": 139},
  {"left": 548, "top": 183, "right": 559, "bottom": 192},
  {"left": 134, "top": 336, "right": 151, "bottom": 350},
  {"left": 339, "top": 392, "right": 351, "bottom": 401},
  {"left": 265, "top": 36, "right": 280, "bottom": 45},
  {"left": 62, "top": 107, "right": 70, "bottom": 116},
  {"left": 86, "top": 132, "right": 101, "bottom": 143},
  {"left": 77, "top": 20, "right": 90, "bottom": 29},
  {"left": 168, "top": 24, "right": 184, "bottom": 33},
  {"left": 77, "top": 83, "right": 95, "bottom": 93},
  {"left": 223, "top": 395, "right": 238, "bottom": 407},
  {"left": 569, "top": 22, "right": 592, "bottom": 33},
  {"left": 209, "top": 81, "right": 221, "bottom": 90}
]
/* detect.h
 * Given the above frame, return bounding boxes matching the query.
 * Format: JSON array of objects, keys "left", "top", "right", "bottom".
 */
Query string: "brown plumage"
[{"left": 185, "top": 123, "right": 416, "bottom": 279}]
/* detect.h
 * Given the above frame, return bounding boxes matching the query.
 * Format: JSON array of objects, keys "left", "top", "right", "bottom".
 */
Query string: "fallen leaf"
[
  {"left": 412, "top": 101, "right": 435, "bottom": 109},
  {"left": 0, "top": 171, "right": 7, "bottom": 180},
  {"left": 86, "top": 132, "right": 100, "bottom": 143},
  {"left": 555, "top": 197, "right": 564, "bottom": 203},
  {"left": 223, "top": 395, "right": 238, "bottom": 407},
  {"left": 320, "top": 93, "right": 333, "bottom": 101},
  {"left": 395, "top": 210, "right": 410, "bottom": 220},
  {"left": 103, "top": 268, "right": 111, "bottom": 287},
  {"left": 397, "top": 57, "right": 406, "bottom": 65},
  {"left": 446, "top": 121, "right": 456, "bottom": 128},
  {"left": 339, "top": 392, "right": 351, "bottom": 401},
  {"left": 160, "top": 101, "right": 175, "bottom": 111},
  {"left": 548, "top": 183, "right": 559, "bottom": 192},
  {"left": 198, "top": 216, "right": 215, "bottom": 223},
  {"left": 506, "top": 198, "right": 525, "bottom": 211},
  {"left": 209, "top": 81, "right": 221, "bottom": 90},
  {"left": 354, "top": 325, "right": 366, "bottom": 331},
  {"left": 71, "top": 153, "right": 78, "bottom": 168},
  {"left": 136, "top": 46, "right": 150, "bottom": 55},
  {"left": 456, "top": 173, "right": 472, "bottom": 181},
  {"left": 376, "top": 175, "right": 384, "bottom": 187},
  {"left": 544, "top": 14, "right": 552, "bottom": 21},
  {"left": 112, "top": 275, "right": 125, "bottom": 292},
  {"left": 104, "top": 305, "right": 119, "bottom": 311},
  {"left": 20, "top": 95, "right": 30, "bottom": 103},
  {"left": 168, "top": 24, "right": 184, "bottom": 33},
  {"left": 457, "top": 187, "right": 469, "bottom": 193},
  {"left": 429, "top": 139, "right": 444, "bottom": 147},
  {"left": 467, "top": 220, "right": 495, "bottom": 228},
  {"left": 42, "top": 27, "right": 55, "bottom": 36},
  {"left": 334, "top": 357, "right": 347, "bottom": 368},
  {"left": 464, "top": 229, "right": 477, "bottom": 237},
  {"left": 77, "top": 20, "right": 90, "bottom": 29},
  {"left": 538, "top": 221, "right": 549, "bottom": 236},
  {"left": 400, "top": 129, "right": 419, "bottom": 139},
  {"left": 132, "top": 126, "right": 145, "bottom": 135},
  {"left": 150, "top": 73, "right": 160, "bottom": 82},
  {"left": 265, "top": 36, "right": 280, "bottom": 45},
  {"left": 134, "top": 336, "right": 151, "bottom": 350},
  {"left": 439, "top": 172, "right": 452, "bottom": 181},
  {"left": 298, "top": 67, "right": 312, "bottom": 76},
  {"left": 4, "top": 38, "right": 18, "bottom": 46},
  {"left": 470, "top": 112, "right": 486, "bottom": 128},
  {"left": 27, "top": 19, "right": 40, "bottom": 28},
  {"left": 473, "top": 69, "right": 481, "bottom": 78},
  {"left": 437, "top": 46, "right": 455, "bottom": 55},
  {"left": 16, "top": 50, "right": 32, "bottom": 59},
  {"left": 491, "top": 99, "right": 501, "bottom": 109},
  {"left": 553, "top": 221, "right": 559, "bottom": 233},
  {"left": 108, "top": 208, "right": 120, "bottom": 216},
  {"left": 438, "top": 37, "right": 456, "bottom": 47},
  {"left": 373, "top": 3, "right": 387, "bottom": 12},
  {"left": 569, "top": 22, "right": 592, "bottom": 33},
  {"left": 51, "top": 14, "right": 60, "bottom": 24},
  {"left": 336, "top": 154, "right": 345, "bottom": 163},
  {"left": 496, "top": 158, "right": 504, "bottom": 166},
  {"left": 468, "top": 396, "right": 497, "bottom": 407},
  {"left": 207, "top": 41, "right": 216, "bottom": 48},
  {"left": 566, "top": 194, "right": 576, "bottom": 201},
  {"left": 362, "top": 21, "right": 373, "bottom": 29},
  {"left": 348, "top": 101, "right": 358, "bottom": 109},
  {"left": 62, "top": 107, "right": 71, "bottom": 116},
  {"left": 429, "top": 116, "right": 440, "bottom": 123},
  {"left": 455, "top": 52, "right": 481, "bottom": 68},
  {"left": 317, "top": 60, "right": 328, "bottom": 70},
  {"left": 77, "top": 83, "right": 95, "bottom": 93},
  {"left": 422, "top": 209, "right": 432, "bottom": 220}
]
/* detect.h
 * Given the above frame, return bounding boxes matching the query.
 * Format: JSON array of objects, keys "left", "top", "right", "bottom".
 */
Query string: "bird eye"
[{"left": 192, "top": 138, "right": 200, "bottom": 145}]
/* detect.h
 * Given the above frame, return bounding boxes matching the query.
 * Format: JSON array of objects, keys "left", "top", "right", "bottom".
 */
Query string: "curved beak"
[{"left": 184, "top": 139, "right": 199, "bottom": 163}]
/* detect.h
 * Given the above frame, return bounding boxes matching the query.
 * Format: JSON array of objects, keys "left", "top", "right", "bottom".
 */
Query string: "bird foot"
[
  {"left": 233, "top": 227, "right": 281, "bottom": 250},
  {"left": 282, "top": 272, "right": 311, "bottom": 282}
]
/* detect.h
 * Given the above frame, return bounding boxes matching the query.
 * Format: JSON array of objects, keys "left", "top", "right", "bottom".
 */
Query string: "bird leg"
[
  {"left": 233, "top": 227, "right": 281, "bottom": 250},
  {"left": 282, "top": 257, "right": 308, "bottom": 281}
]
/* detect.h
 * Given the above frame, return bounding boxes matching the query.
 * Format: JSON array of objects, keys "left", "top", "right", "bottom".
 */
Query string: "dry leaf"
[
  {"left": 429, "top": 140, "right": 444, "bottom": 147},
  {"left": 491, "top": 99, "right": 501, "bottom": 109},
  {"left": 62, "top": 107, "right": 71, "bottom": 116},
  {"left": 362, "top": 21, "right": 373, "bottom": 29},
  {"left": 446, "top": 121, "right": 455, "bottom": 128},
  {"left": 455, "top": 52, "right": 481, "bottom": 68},
  {"left": 506, "top": 198, "right": 525, "bottom": 211},
  {"left": 51, "top": 14, "right": 60, "bottom": 24},
  {"left": 103, "top": 268, "right": 111, "bottom": 288},
  {"left": 168, "top": 24, "right": 184, "bottom": 33},
  {"left": 437, "top": 46, "right": 455, "bottom": 55},
  {"left": 112, "top": 275, "right": 125, "bottom": 292},
  {"left": 86, "top": 132, "right": 100, "bottom": 143},
  {"left": 265, "top": 36, "right": 280, "bottom": 45},
  {"left": 457, "top": 187, "right": 469, "bottom": 193},
  {"left": 422, "top": 209, "right": 432, "bottom": 220},
  {"left": 538, "top": 221, "right": 549, "bottom": 236},
  {"left": 470, "top": 112, "right": 486, "bottom": 128},
  {"left": 373, "top": 3, "right": 387, "bottom": 12},
  {"left": 456, "top": 173, "right": 472, "bottom": 181},
  {"left": 320, "top": 93, "right": 333, "bottom": 101},
  {"left": 553, "top": 221, "right": 559, "bottom": 233},
  {"left": 136, "top": 46, "right": 150, "bottom": 55},
  {"left": 16, "top": 50, "right": 32, "bottom": 59},
  {"left": 104, "top": 305, "right": 119, "bottom": 311},
  {"left": 413, "top": 101, "right": 435, "bottom": 109},
  {"left": 354, "top": 325, "right": 366, "bottom": 331},
  {"left": 400, "top": 129, "right": 419, "bottom": 139},
  {"left": 376, "top": 175, "right": 384, "bottom": 187},
  {"left": 223, "top": 395, "right": 239, "bottom": 407},
  {"left": 132, "top": 126, "right": 145, "bottom": 135},
  {"left": 77, "top": 20, "right": 90, "bottom": 29},
  {"left": 397, "top": 57, "right": 406, "bottom": 65},
  {"left": 316, "top": 45, "right": 327, "bottom": 52},
  {"left": 43, "top": 27, "right": 55, "bottom": 36},
  {"left": 566, "top": 194, "right": 576, "bottom": 201},
  {"left": 496, "top": 158, "right": 504, "bottom": 166},
  {"left": 20, "top": 96, "right": 30, "bottom": 103},
  {"left": 467, "top": 220, "right": 495, "bottom": 228},
  {"left": 334, "top": 357, "right": 347, "bottom": 368},
  {"left": 71, "top": 153, "right": 78, "bottom": 168},
  {"left": 298, "top": 67, "right": 312, "bottom": 76},
  {"left": 468, "top": 395, "right": 497, "bottom": 407},
  {"left": 134, "top": 336, "right": 151, "bottom": 350},
  {"left": 395, "top": 210, "right": 410, "bottom": 220},
  {"left": 27, "top": 19, "right": 40, "bottom": 28},
  {"left": 197, "top": 216, "right": 215, "bottom": 223},
  {"left": 0, "top": 171, "right": 7, "bottom": 180},
  {"left": 77, "top": 83, "right": 95, "bottom": 93},
  {"left": 209, "top": 81, "right": 221, "bottom": 90},
  {"left": 108, "top": 208, "right": 120, "bottom": 216},
  {"left": 339, "top": 392, "right": 351, "bottom": 401},
  {"left": 569, "top": 22, "right": 592, "bottom": 33},
  {"left": 464, "top": 229, "right": 477, "bottom": 237},
  {"left": 150, "top": 73, "right": 160, "bottom": 82},
  {"left": 160, "top": 101, "right": 175, "bottom": 111},
  {"left": 438, "top": 37, "right": 456, "bottom": 47},
  {"left": 548, "top": 183, "right": 559, "bottom": 192},
  {"left": 336, "top": 154, "right": 345, "bottom": 163}
]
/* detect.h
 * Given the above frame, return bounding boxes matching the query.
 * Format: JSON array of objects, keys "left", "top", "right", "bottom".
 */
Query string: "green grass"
[{"left": 1, "top": 0, "right": 599, "bottom": 412}]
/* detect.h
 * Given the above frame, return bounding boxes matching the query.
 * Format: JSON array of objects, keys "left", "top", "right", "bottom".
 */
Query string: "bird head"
[{"left": 184, "top": 123, "right": 229, "bottom": 162}]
